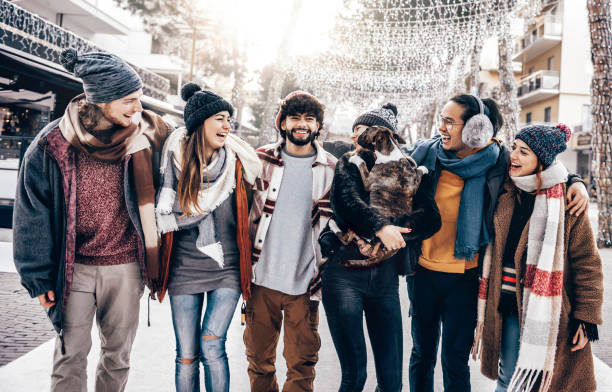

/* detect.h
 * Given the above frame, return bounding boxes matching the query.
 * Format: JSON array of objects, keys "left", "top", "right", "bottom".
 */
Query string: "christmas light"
[{"left": 290, "top": 0, "right": 542, "bottom": 134}]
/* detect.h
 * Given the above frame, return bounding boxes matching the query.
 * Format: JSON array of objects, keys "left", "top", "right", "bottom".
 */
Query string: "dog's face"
[{"left": 356, "top": 126, "right": 405, "bottom": 155}]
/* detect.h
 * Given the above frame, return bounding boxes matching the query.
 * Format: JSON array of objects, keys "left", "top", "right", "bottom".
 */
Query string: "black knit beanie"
[
  {"left": 60, "top": 49, "right": 142, "bottom": 104},
  {"left": 515, "top": 123, "right": 572, "bottom": 167},
  {"left": 352, "top": 103, "right": 398, "bottom": 132},
  {"left": 181, "top": 83, "right": 234, "bottom": 135}
]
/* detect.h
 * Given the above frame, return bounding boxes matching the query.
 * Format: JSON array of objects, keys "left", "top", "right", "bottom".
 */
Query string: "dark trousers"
[
  {"left": 322, "top": 258, "right": 403, "bottom": 392},
  {"left": 406, "top": 265, "right": 478, "bottom": 392}
]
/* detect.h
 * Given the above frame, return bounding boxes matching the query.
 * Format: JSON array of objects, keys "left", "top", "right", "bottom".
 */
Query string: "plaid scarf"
[
  {"left": 473, "top": 161, "right": 568, "bottom": 392},
  {"left": 156, "top": 128, "right": 260, "bottom": 265}
]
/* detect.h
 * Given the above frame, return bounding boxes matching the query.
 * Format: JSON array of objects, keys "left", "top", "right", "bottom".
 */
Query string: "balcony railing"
[
  {"left": 517, "top": 70, "right": 559, "bottom": 96},
  {"left": 0, "top": 1, "right": 170, "bottom": 100},
  {"left": 517, "top": 70, "right": 560, "bottom": 105},
  {"left": 513, "top": 15, "right": 562, "bottom": 60}
]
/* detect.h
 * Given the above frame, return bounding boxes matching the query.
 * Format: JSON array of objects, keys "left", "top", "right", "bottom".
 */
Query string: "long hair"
[{"left": 177, "top": 124, "right": 208, "bottom": 216}]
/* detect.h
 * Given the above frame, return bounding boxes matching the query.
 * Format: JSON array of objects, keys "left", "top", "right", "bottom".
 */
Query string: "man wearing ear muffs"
[{"left": 403, "top": 94, "right": 590, "bottom": 392}]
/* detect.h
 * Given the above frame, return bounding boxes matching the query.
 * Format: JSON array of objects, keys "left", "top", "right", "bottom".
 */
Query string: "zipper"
[
  {"left": 59, "top": 328, "right": 66, "bottom": 355},
  {"left": 38, "top": 136, "right": 70, "bottom": 319}
]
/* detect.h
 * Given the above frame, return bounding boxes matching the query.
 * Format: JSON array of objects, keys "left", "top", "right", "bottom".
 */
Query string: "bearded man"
[{"left": 244, "top": 91, "right": 337, "bottom": 392}]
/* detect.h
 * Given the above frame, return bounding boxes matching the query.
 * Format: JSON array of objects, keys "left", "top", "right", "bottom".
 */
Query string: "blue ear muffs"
[{"left": 461, "top": 95, "right": 494, "bottom": 148}]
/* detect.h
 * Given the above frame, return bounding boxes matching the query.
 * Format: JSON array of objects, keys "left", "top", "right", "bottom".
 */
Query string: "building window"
[
  {"left": 544, "top": 107, "right": 551, "bottom": 123},
  {"left": 547, "top": 56, "right": 554, "bottom": 70},
  {"left": 526, "top": 112, "right": 532, "bottom": 124},
  {"left": 528, "top": 66, "right": 535, "bottom": 74}
]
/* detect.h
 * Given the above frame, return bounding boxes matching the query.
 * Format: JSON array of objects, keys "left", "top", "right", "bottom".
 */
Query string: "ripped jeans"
[{"left": 169, "top": 288, "right": 241, "bottom": 392}]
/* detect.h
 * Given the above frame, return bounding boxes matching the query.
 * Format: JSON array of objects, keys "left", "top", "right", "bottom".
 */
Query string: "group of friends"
[{"left": 12, "top": 49, "right": 603, "bottom": 392}]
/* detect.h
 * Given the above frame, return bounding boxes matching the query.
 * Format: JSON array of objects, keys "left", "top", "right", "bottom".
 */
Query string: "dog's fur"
[{"left": 331, "top": 126, "right": 431, "bottom": 267}]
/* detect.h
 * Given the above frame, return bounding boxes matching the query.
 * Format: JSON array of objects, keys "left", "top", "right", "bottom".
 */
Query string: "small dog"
[{"left": 333, "top": 126, "right": 428, "bottom": 267}]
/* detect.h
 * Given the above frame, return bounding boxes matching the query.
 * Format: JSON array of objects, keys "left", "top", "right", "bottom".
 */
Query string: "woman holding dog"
[
  {"left": 473, "top": 124, "right": 602, "bottom": 392},
  {"left": 320, "top": 104, "right": 441, "bottom": 392},
  {"left": 406, "top": 94, "right": 590, "bottom": 392}
]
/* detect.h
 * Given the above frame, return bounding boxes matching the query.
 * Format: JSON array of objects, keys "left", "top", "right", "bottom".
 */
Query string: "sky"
[{"left": 202, "top": 0, "right": 343, "bottom": 70}]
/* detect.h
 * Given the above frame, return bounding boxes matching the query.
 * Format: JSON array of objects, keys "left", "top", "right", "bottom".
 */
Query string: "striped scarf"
[{"left": 473, "top": 161, "right": 568, "bottom": 392}]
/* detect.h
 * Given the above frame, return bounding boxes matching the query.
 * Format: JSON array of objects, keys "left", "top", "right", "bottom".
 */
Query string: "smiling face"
[
  {"left": 97, "top": 89, "right": 143, "bottom": 128},
  {"left": 203, "top": 110, "right": 232, "bottom": 151},
  {"left": 281, "top": 112, "right": 319, "bottom": 146},
  {"left": 438, "top": 101, "right": 474, "bottom": 156},
  {"left": 509, "top": 138, "right": 539, "bottom": 177}
]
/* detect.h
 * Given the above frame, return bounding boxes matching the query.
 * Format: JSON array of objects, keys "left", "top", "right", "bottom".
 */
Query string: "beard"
[{"left": 286, "top": 127, "right": 316, "bottom": 146}]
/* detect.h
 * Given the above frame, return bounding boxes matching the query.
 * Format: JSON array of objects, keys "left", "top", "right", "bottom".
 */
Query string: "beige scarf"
[{"left": 59, "top": 94, "right": 170, "bottom": 283}]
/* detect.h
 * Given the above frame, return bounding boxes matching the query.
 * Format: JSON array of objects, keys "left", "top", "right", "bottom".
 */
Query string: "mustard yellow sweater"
[{"left": 419, "top": 169, "right": 479, "bottom": 273}]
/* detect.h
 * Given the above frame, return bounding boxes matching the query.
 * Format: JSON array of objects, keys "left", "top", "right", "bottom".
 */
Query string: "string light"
[{"left": 290, "top": 0, "right": 542, "bottom": 131}]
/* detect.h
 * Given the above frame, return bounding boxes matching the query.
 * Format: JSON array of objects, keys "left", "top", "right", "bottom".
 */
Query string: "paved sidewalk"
[
  {"left": 0, "top": 279, "right": 611, "bottom": 392},
  {"left": 0, "top": 205, "right": 610, "bottom": 391},
  {"left": 0, "top": 272, "right": 54, "bottom": 366}
]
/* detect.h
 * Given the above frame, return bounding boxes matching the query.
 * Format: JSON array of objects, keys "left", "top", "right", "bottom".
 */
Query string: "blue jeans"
[
  {"left": 170, "top": 287, "right": 241, "bottom": 392},
  {"left": 496, "top": 313, "right": 520, "bottom": 392},
  {"left": 407, "top": 266, "right": 478, "bottom": 392},
  {"left": 322, "top": 258, "right": 403, "bottom": 392}
]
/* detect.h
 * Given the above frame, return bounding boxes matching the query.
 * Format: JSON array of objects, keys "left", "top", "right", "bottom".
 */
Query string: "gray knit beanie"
[
  {"left": 60, "top": 49, "right": 143, "bottom": 104},
  {"left": 352, "top": 103, "right": 399, "bottom": 132}
]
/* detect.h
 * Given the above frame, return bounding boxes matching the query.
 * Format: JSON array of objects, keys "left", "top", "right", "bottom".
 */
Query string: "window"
[
  {"left": 544, "top": 107, "right": 551, "bottom": 123},
  {"left": 526, "top": 112, "right": 532, "bottom": 124},
  {"left": 528, "top": 66, "right": 535, "bottom": 74},
  {"left": 547, "top": 56, "right": 554, "bottom": 70}
]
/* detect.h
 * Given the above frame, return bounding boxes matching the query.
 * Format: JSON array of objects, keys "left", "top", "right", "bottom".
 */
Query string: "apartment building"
[{"left": 513, "top": 0, "right": 592, "bottom": 177}]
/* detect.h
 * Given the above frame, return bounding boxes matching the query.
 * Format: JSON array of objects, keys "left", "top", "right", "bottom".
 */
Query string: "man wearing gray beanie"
[{"left": 12, "top": 49, "right": 171, "bottom": 391}]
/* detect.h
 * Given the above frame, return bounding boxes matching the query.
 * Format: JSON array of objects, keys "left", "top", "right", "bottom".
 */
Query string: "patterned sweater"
[{"left": 248, "top": 140, "right": 336, "bottom": 300}]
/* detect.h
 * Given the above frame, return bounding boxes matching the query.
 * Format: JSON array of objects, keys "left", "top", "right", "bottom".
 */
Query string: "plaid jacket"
[{"left": 249, "top": 139, "right": 337, "bottom": 300}]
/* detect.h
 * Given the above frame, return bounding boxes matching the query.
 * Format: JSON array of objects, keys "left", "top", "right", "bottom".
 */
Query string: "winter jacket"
[
  {"left": 156, "top": 160, "right": 254, "bottom": 302},
  {"left": 480, "top": 180, "right": 603, "bottom": 392},
  {"left": 12, "top": 119, "right": 165, "bottom": 333},
  {"left": 402, "top": 141, "right": 583, "bottom": 269},
  {"left": 324, "top": 150, "right": 441, "bottom": 271},
  {"left": 248, "top": 140, "right": 337, "bottom": 300}
]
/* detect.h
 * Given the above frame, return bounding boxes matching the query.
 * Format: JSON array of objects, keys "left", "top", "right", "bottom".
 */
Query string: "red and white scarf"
[{"left": 473, "top": 160, "right": 568, "bottom": 392}]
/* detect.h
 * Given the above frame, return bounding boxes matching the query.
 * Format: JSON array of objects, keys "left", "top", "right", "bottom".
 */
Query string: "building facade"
[
  {"left": 513, "top": 0, "right": 593, "bottom": 178},
  {"left": 0, "top": 0, "right": 180, "bottom": 226}
]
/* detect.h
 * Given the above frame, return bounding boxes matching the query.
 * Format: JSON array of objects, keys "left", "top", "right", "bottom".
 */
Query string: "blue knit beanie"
[
  {"left": 181, "top": 83, "right": 234, "bottom": 135},
  {"left": 515, "top": 123, "right": 572, "bottom": 167},
  {"left": 352, "top": 103, "right": 398, "bottom": 133},
  {"left": 59, "top": 49, "right": 142, "bottom": 104}
]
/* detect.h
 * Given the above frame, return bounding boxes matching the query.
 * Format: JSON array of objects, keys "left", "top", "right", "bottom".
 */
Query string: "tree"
[
  {"left": 468, "top": 39, "right": 484, "bottom": 95},
  {"left": 250, "top": 66, "right": 300, "bottom": 131},
  {"left": 496, "top": 18, "right": 520, "bottom": 143},
  {"left": 114, "top": 0, "right": 246, "bottom": 90},
  {"left": 587, "top": 0, "right": 612, "bottom": 247}
]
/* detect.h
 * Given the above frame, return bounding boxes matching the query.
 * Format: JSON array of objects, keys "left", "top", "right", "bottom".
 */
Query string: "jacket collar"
[{"left": 268, "top": 138, "right": 334, "bottom": 168}]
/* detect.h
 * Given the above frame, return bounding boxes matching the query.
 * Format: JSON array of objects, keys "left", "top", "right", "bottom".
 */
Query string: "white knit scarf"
[{"left": 473, "top": 161, "right": 568, "bottom": 392}]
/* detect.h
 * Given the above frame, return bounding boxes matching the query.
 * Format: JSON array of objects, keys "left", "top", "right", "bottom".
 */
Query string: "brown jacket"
[{"left": 480, "top": 180, "right": 603, "bottom": 392}]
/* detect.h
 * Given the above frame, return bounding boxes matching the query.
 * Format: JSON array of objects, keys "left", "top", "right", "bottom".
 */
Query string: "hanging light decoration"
[{"left": 292, "top": 0, "right": 542, "bottom": 131}]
